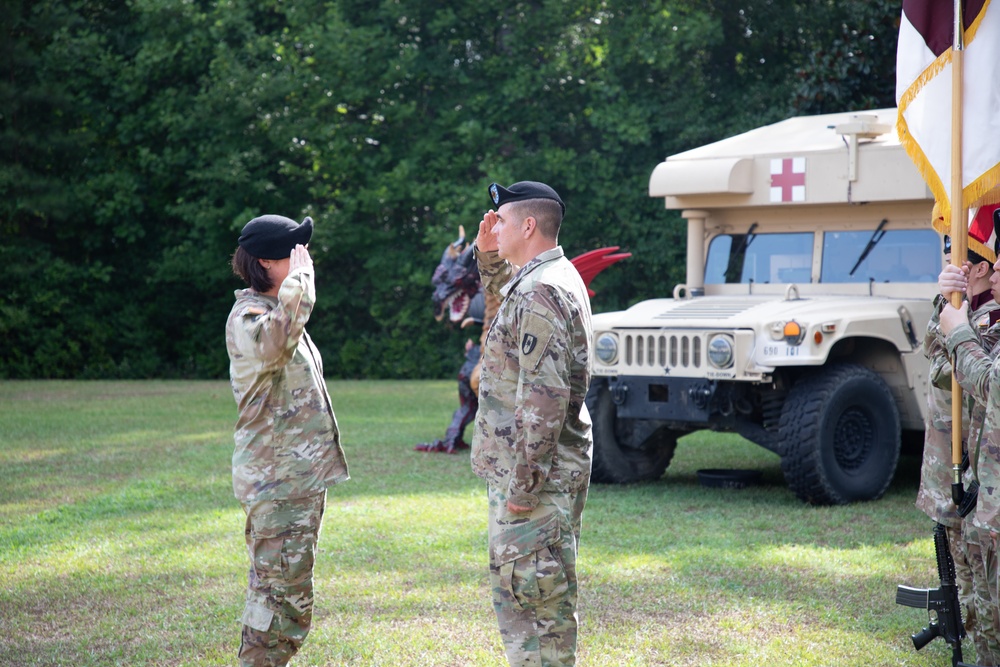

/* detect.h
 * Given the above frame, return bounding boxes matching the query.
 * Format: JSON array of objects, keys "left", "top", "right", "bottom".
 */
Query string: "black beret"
[
  {"left": 488, "top": 181, "right": 565, "bottom": 215},
  {"left": 238, "top": 215, "right": 313, "bottom": 259}
]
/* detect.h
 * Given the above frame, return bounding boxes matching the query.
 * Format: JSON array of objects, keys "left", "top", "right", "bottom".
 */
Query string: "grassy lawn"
[{"left": 0, "top": 379, "right": 956, "bottom": 666}]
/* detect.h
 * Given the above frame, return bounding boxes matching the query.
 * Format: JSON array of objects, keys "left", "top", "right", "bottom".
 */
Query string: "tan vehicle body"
[{"left": 588, "top": 108, "right": 940, "bottom": 505}]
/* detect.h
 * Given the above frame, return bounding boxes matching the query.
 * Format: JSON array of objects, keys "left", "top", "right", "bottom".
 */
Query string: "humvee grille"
[{"left": 623, "top": 332, "right": 703, "bottom": 370}]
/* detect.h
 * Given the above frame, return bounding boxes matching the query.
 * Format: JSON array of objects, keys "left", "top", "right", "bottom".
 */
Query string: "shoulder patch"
[{"left": 519, "top": 311, "right": 555, "bottom": 372}]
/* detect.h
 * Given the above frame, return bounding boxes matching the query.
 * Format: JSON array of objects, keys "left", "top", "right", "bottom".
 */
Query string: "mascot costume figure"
[{"left": 416, "top": 225, "right": 630, "bottom": 453}]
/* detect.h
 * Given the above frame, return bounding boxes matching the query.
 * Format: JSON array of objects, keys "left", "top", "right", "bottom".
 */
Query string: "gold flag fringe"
[{"left": 897, "top": 0, "right": 999, "bottom": 228}]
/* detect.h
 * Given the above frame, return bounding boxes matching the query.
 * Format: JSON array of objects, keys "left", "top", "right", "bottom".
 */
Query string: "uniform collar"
[
  {"left": 970, "top": 289, "right": 994, "bottom": 313},
  {"left": 500, "top": 246, "right": 564, "bottom": 298}
]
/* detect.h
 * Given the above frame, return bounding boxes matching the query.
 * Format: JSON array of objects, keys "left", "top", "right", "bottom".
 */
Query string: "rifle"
[{"left": 895, "top": 522, "right": 973, "bottom": 667}]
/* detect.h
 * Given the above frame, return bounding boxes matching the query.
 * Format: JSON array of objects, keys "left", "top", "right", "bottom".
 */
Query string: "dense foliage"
[{"left": 1, "top": 0, "right": 899, "bottom": 379}]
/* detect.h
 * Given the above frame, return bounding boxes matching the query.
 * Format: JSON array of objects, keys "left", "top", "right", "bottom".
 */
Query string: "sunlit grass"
[{"left": 0, "top": 380, "right": 955, "bottom": 666}]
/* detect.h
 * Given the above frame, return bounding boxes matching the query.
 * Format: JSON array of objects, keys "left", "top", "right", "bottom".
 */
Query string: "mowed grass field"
[{"left": 0, "top": 380, "right": 959, "bottom": 666}]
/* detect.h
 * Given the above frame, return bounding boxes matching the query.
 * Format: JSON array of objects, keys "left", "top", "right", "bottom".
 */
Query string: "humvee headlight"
[
  {"left": 707, "top": 335, "right": 735, "bottom": 369},
  {"left": 595, "top": 333, "right": 619, "bottom": 365}
]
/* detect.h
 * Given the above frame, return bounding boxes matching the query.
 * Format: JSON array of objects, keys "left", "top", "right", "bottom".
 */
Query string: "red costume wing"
[{"left": 570, "top": 246, "right": 631, "bottom": 297}]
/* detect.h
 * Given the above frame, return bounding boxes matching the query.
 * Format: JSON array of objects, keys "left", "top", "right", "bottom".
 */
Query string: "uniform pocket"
[
  {"left": 499, "top": 545, "right": 569, "bottom": 612},
  {"left": 491, "top": 511, "right": 561, "bottom": 566},
  {"left": 491, "top": 510, "right": 564, "bottom": 612},
  {"left": 250, "top": 532, "right": 317, "bottom": 586},
  {"left": 281, "top": 531, "right": 317, "bottom": 586},
  {"left": 241, "top": 600, "right": 275, "bottom": 632},
  {"left": 250, "top": 536, "right": 287, "bottom": 582},
  {"left": 245, "top": 494, "right": 324, "bottom": 586}
]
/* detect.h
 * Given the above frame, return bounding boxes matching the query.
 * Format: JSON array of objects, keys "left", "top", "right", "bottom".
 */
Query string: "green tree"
[{"left": 0, "top": 0, "right": 903, "bottom": 379}]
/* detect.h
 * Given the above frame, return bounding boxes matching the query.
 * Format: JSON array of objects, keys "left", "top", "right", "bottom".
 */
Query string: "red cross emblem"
[{"left": 770, "top": 158, "right": 805, "bottom": 202}]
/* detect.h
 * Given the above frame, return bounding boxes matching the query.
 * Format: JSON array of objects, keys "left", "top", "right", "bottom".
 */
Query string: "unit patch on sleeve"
[{"left": 518, "top": 311, "right": 555, "bottom": 372}]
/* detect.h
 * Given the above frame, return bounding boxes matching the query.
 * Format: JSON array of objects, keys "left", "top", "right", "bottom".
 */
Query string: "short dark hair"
[
  {"left": 510, "top": 198, "right": 563, "bottom": 239},
  {"left": 231, "top": 246, "right": 273, "bottom": 293},
  {"left": 969, "top": 249, "right": 989, "bottom": 266}
]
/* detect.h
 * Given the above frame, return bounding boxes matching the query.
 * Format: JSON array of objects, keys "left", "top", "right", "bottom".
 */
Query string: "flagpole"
[{"left": 950, "top": 0, "right": 966, "bottom": 506}]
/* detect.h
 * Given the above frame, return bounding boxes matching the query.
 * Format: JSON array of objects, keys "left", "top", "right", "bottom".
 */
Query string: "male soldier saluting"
[{"left": 473, "top": 181, "right": 594, "bottom": 667}]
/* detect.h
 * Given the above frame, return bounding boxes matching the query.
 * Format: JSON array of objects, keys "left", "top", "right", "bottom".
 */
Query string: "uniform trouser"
[
  {"left": 947, "top": 522, "right": 984, "bottom": 663},
  {"left": 239, "top": 490, "right": 326, "bottom": 667},
  {"left": 487, "top": 484, "right": 588, "bottom": 667},
  {"left": 963, "top": 521, "right": 1000, "bottom": 665},
  {"left": 976, "top": 528, "right": 1000, "bottom": 665}
]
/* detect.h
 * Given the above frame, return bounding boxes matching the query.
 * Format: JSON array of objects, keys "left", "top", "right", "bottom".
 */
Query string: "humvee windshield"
[{"left": 704, "top": 228, "right": 941, "bottom": 285}]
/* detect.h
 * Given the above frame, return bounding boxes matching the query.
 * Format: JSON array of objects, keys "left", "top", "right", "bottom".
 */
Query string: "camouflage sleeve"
[
  {"left": 506, "top": 287, "right": 573, "bottom": 510},
  {"left": 475, "top": 245, "right": 514, "bottom": 298},
  {"left": 983, "top": 321, "right": 1000, "bottom": 352},
  {"left": 924, "top": 295, "right": 951, "bottom": 389},
  {"left": 946, "top": 321, "right": 993, "bottom": 404},
  {"left": 233, "top": 268, "right": 316, "bottom": 371},
  {"left": 923, "top": 294, "right": 945, "bottom": 355}
]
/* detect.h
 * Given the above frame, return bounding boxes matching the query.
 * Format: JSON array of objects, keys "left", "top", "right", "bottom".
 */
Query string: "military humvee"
[{"left": 587, "top": 108, "right": 940, "bottom": 505}]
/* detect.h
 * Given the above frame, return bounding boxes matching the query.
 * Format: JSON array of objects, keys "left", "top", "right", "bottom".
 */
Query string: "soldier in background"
[
  {"left": 920, "top": 236, "right": 1000, "bottom": 665},
  {"left": 473, "top": 181, "right": 593, "bottom": 667},
  {"left": 226, "top": 215, "right": 350, "bottom": 667}
]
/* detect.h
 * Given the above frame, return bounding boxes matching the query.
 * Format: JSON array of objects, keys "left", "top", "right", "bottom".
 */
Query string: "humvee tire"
[
  {"left": 778, "top": 363, "right": 901, "bottom": 505},
  {"left": 586, "top": 378, "right": 679, "bottom": 483}
]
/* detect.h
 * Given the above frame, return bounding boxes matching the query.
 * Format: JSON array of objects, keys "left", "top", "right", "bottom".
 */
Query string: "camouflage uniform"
[
  {"left": 473, "top": 245, "right": 593, "bottom": 667},
  {"left": 226, "top": 265, "right": 349, "bottom": 667},
  {"left": 941, "top": 293, "right": 1000, "bottom": 664}
]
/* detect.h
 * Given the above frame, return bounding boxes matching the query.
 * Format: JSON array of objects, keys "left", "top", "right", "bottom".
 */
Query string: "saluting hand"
[
  {"left": 289, "top": 244, "right": 313, "bottom": 275},
  {"left": 476, "top": 210, "right": 499, "bottom": 253}
]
